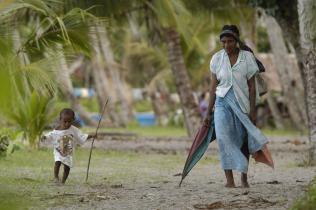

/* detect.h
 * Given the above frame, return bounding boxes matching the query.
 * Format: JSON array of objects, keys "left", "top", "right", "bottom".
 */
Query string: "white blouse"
[{"left": 210, "top": 49, "right": 259, "bottom": 113}]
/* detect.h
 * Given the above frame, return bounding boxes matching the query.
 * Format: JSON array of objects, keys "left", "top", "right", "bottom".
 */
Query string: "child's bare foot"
[{"left": 225, "top": 182, "right": 236, "bottom": 188}]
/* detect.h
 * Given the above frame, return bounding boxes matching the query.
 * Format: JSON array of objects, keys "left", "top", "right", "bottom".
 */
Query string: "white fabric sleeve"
[
  {"left": 72, "top": 126, "right": 89, "bottom": 145},
  {"left": 210, "top": 54, "right": 218, "bottom": 74},
  {"left": 246, "top": 52, "right": 259, "bottom": 80},
  {"left": 43, "top": 131, "right": 54, "bottom": 143}
]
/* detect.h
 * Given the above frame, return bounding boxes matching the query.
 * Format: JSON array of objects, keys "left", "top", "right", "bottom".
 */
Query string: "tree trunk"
[
  {"left": 96, "top": 24, "right": 131, "bottom": 126},
  {"left": 254, "top": 1, "right": 309, "bottom": 129},
  {"left": 89, "top": 26, "right": 121, "bottom": 127},
  {"left": 266, "top": 92, "right": 284, "bottom": 129},
  {"left": 297, "top": 0, "right": 316, "bottom": 162},
  {"left": 164, "top": 28, "right": 200, "bottom": 137},
  {"left": 265, "top": 15, "right": 307, "bottom": 131},
  {"left": 55, "top": 44, "right": 97, "bottom": 126},
  {"left": 126, "top": 12, "right": 141, "bottom": 41}
]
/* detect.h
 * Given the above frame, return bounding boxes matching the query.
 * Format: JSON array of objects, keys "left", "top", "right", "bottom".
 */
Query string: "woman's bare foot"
[
  {"left": 225, "top": 182, "right": 236, "bottom": 188},
  {"left": 241, "top": 173, "right": 249, "bottom": 188},
  {"left": 241, "top": 182, "right": 250, "bottom": 188},
  {"left": 224, "top": 170, "right": 235, "bottom": 188}
]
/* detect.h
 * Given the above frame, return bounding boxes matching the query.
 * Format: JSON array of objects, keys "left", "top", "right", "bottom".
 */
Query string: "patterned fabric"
[
  {"left": 44, "top": 125, "right": 88, "bottom": 167},
  {"left": 214, "top": 88, "right": 268, "bottom": 173},
  {"left": 210, "top": 49, "right": 259, "bottom": 114}
]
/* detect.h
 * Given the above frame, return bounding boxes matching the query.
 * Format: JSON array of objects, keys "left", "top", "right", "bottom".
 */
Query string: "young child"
[{"left": 43, "top": 108, "right": 95, "bottom": 184}]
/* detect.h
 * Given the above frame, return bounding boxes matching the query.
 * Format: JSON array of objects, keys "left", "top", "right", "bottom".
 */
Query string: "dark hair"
[
  {"left": 60, "top": 108, "right": 75, "bottom": 120},
  {"left": 222, "top": 25, "right": 240, "bottom": 36}
]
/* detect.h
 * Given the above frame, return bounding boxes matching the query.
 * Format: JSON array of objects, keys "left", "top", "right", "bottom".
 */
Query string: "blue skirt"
[{"left": 214, "top": 88, "right": 268, "bottom": 173}]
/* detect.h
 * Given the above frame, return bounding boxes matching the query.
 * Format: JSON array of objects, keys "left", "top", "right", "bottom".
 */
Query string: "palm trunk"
[
  {"left": 298, "top": 0, "right": 316, "bottom": 162},
  {"left": 126, "top": 12, "right": 141, "bottom": 41},
  {"left": 265, "top": 15, "right": 307, "bottom": 131},
  {"left": 89, "top": 26, "right": 121, "bottom": 127},
  {"left": 96, "top": 24, "right": 131, "bottom": 126},
  {"left": 266, "top": 92, "right": 284, "bottom": 129},
  {"left": 164, "top": 28, "right": 200, "bottom": 137},
  {"left": 55, "top": 44, "right": 97, "bottom": 126}
]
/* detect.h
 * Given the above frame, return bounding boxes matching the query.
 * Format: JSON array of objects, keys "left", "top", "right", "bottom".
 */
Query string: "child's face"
[{"left": 60, "top": 114, "right": 74, "bottom": 129}]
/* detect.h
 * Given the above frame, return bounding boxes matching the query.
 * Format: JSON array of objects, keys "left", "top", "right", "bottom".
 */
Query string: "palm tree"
[
  {"left": 89, "top": 24, "right": 122, "bottom": 127},
  {"left": 67, "top": 0, "right": 201, "bottom": 135},
  {"left": 0, "top": 0, "right": 98, "bottom": 147},
  {"left": 95, "top": 23, "right": 131, "bottom": 126},
  {"left": 264, "top": 15, "right": 307, "bottom": 131},
  {"left": 297, "top": 0, "right": 316, "bottom": 163},
  {"left": 250, "top": 0, "right": 316, "bottom": 162},
  {"left": 141, "top": 0, "right": 204, "bottom": 137}
]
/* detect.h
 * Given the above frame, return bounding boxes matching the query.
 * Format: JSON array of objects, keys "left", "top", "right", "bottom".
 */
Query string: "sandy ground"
[{"left": 36, "top": 135, "right": 315, "bottom": 210}]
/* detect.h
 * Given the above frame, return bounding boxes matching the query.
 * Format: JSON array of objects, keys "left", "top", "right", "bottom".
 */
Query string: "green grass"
[
  {"left": 1, "top": 148, "right": 213, "bottom": 209},
  {"left": 79, "top": 98, "right": 99, "bottom": 113},
  {"left": 261, "top": 128, "right": 307, "bottom": 136},
  {"left": 133, "top": 100, "right": 153, "bottom": 112},
  {"left": 291, "top": 178, "right": 316, "bottom": 210},
  {"left": 83, "top": 125, "right": 304, "bottom": 138},
  {"left": 83, "top": 125, "right": 187, "bottom": 137}
]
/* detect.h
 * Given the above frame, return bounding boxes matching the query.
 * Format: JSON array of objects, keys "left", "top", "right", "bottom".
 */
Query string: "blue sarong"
[{"left": 214, "top": 88, "right": 268, "bottom": 173}]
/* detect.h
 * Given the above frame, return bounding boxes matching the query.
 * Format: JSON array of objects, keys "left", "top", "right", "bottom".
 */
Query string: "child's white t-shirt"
[{"left": 44, "top": 125, "right": 88, "bottom": 167}]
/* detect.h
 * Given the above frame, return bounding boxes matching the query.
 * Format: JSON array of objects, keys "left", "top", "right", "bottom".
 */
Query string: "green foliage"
[
  {"left": 124, "top": 42, "right": 169, "bottom": 86},
  {"left": 256, "top": 26, "right": 271, "bottom": 52},
  {"left": 0, "top": 37, "right": 57, "bottom": 149},
  {"left": 0, "top": 1, "right": 101, "bottom": 149},
  {"left": 291, "top": 178, "right": 316, "bottom": 210},
  {"left": 0, "top": 38, "right": 56, "bottom": 111},
  {"left": 79, "top": 97, "right": 99, "bottom": 112},
  {"left": 0, "top": 128, "right": 24, "bottom": 158},
  {"left": 0, "top": 135, "right": 10, "bottom": 158},
  {"left": 7, "top": 92, "right": 57, "bottom": 149},
  {"left": 0, "top": 0, "right": 97, "bottom": 56},
  {"left": 133, "top": 99, "right": 153, "bottom": 112}
]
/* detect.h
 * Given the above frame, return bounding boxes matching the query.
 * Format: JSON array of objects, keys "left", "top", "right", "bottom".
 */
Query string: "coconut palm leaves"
[
  {"left": 0, "top": 0, "right": 97, "bottom": 148},
  {"left": 0, "top": 0, "right": 96, "bottom": 56},
  {"left": 8, "top": 92, "right": 56, "bottom": 149}
]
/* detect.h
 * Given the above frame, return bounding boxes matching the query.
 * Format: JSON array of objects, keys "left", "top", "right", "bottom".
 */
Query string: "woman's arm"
[
  {"left": 204, "top": 73, "right": 218, "bottom": 124},
  {"left": 247, "top": 76, "right": 256, "bottom": 124}
]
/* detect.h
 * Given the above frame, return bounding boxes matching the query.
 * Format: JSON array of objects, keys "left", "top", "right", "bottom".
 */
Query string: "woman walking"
[{"left": 205, "top": 25, "right": 273, "bottom": 188}]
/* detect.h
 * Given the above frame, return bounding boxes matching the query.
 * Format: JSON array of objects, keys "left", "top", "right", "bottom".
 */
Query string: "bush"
[
  {"left": 291, "top": 179, "right": 316, "bottom": 210},
  {"left": 7, "top": 92, "right": 57, "bottom": 149},
  {"left": 0, "top": 136, "right": 9, "bottom": 158}
]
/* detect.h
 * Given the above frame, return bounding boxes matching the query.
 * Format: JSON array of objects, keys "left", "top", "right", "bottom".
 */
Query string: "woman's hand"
[
  {"left": 203, "top": 116, "right": 211, "bottom": 126},
  {"left": 249, "top": 111, "right": 256, "bottom": 125}
]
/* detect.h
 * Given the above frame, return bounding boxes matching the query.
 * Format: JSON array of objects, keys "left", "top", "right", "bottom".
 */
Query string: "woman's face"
[{"left": 221, "top": 36, "right": 237, "bottom": 54}]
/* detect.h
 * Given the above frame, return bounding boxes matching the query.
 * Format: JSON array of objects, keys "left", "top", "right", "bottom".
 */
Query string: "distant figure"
[
  {"left": 199, "top": 92, "right": 209, "bottom": 119},
  {"left": 43, "top": 108, "right": 96, "bottom": 184}
]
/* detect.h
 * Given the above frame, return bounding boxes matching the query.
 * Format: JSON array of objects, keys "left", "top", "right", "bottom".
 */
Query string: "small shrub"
[
  {"left": 0, "top": 136, "right": 9, "bottom": 158},
  {"left": 8, "top": 92, "right": 57, "bottom": 149},
  {"left": 291, "top": 179, "right": 316, "bottom": 210}
]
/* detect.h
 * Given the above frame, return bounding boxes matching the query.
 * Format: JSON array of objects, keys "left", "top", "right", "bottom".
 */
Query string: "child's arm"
[
  {"left": 73, "top": 127, "right": 94, "bottom": 145},
  {"left": 41, "top": 132, "right": 54, "bottom": 143}
]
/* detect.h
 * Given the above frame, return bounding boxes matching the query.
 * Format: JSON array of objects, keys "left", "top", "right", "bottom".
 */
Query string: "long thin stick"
[{"left": 85, "top": 98, "right": 109, "bottom": 182}]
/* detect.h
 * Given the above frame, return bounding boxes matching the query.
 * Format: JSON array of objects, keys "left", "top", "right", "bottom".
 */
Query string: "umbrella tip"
[{"left": 179, "top": 179, "right": 183, "bottom": 187}]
